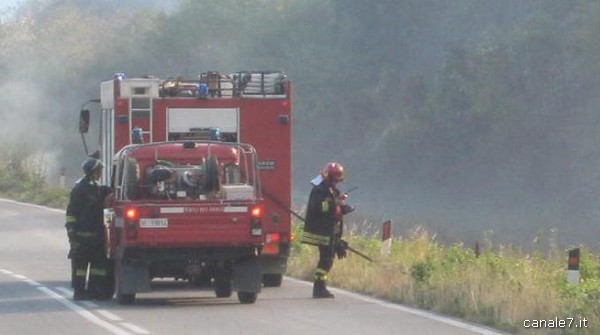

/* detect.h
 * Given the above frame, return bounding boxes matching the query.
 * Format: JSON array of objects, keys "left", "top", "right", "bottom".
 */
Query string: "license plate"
[{"left": 140, "top": 218, "right": 168, "bottom": 228}]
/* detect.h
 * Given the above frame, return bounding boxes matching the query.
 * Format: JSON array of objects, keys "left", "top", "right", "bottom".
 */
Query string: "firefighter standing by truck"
[
  {"left": 65, "top": 158, "right": 113, "bottom": 300},
  {"left": 301, "top": 162, "right": 354, "bottom": 298}
]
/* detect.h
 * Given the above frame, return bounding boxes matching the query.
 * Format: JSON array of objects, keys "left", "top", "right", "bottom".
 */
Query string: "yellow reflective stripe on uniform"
[
  {"left": 75, "top": 232, "right": 96, "bottom": 238},
  {"left": 89, "top": 268, "right": 107, "bottom": 276},
  {"left": 300, "top": 231, "right": 330, "bottom": 246},
  {"left": 314, "top": 268, "right": 328, "bottom": 281},
  {"left": 321, "top": 200, "right": 329, "bottom": 212},
  {"left": 66, "top": 215, "right": 77, "bottom": 223},
  {"left": 75, "top": 269, "right": 87, "bottom": 277}
]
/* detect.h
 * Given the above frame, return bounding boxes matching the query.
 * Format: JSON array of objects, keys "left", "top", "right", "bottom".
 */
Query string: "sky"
[
  {"left": 0, "top": 0, "right": 21, "bottom": 18},
  {"left": 0, "top": 0, "right": 20, "bottom": 8}
]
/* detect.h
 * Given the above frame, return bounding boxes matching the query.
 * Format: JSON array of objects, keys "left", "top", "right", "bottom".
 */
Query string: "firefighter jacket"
[
  {"left": 65, "top": 177, "right": 112, "bottom": 245},
  {"left": 301, "top": 181, "right": 343, "bottom": 247}
]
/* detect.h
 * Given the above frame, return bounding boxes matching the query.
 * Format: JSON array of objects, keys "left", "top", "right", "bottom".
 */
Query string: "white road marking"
[
  {"left": 37, "top": 286, "right": 133, "bottom": 335},
  {"left": 97, "top": 309, "right": 123, "bottom": 322},
  {"left": 82, "top": 301, "right": 99, "bottom": 308},
  {"left": 23, "top": 279, "right": 41, "bottom": 286},
  {"left": 55, "top": 286, "right": 73, "bottom": 296},
  {"left": 120, "top": 322, "right": 151, "bottom": 334},
  {"left": 285, "top": 277, "right": 508, "bottom": 335},
  {"left": 0, "top": 268, "right": 150, "bottom": 335}
]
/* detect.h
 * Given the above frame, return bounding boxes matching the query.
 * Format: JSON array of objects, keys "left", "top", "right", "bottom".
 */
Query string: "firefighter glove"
[
  {"left": 335, "top": 239, "right": 348, "bottom": 260},
  {"left": 66, "top": 227, "right": 77, "bottom": 243},
  {"left": 67, "top": 240, "right": 80, "bottom": 259}
]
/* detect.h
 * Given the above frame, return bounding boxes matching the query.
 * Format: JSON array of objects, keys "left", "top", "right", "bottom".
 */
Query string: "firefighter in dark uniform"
[
  {"left": 301, "top": 162, "right": 354, "bottom": 298},
  {"left": 65, "top": 158, "right": 113, "bottom": 300}
]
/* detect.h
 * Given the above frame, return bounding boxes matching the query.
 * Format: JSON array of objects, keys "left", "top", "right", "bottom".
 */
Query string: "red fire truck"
[{"left": 79, "top": 71, "right": 292, "bottom": 303}]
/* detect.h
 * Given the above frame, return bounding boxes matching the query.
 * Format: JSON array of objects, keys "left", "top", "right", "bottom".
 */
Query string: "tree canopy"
[{"left": 2, "top": 0, "right": 600, "bottom": 246}]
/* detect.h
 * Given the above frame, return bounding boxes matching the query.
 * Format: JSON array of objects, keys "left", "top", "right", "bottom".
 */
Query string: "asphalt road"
[{"left": 0, "top": 199, "right": 508, "bottom": 335}]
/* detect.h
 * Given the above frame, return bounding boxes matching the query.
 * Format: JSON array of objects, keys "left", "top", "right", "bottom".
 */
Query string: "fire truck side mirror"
[{"left": 79, "top": 109, "right": 90, "bottom": 134}]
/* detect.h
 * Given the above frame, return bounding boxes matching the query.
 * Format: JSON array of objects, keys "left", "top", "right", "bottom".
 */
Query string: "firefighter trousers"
[
  {"left": 314, "top": 244, "right": 335, "bottom": 282},
  {"left": 71, "top": 240, "right": 112, "bottom": 299}
]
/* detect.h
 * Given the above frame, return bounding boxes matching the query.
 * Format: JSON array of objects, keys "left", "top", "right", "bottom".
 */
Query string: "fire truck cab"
[{"left": 79, "top": 70, "right": 292, "bottom": 303}]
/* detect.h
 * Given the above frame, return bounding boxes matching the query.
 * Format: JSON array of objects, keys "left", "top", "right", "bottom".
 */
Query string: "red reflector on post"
[
  {"left": 381, "top": 220, "right": 392, "bottom": 241},
  {"left": 568, "top": 248, "right": 580, "bottom": 270}
]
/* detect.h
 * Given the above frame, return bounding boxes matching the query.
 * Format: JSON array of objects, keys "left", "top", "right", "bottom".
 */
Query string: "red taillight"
[
  {"left": 125, "top": 208, "right": 138, "bottom": 220},
  {"left": 250, "top": 206, "right": 263, "bottom": 236},
  {"left": 251, "top": 206, "right": 263, "bottom": 218},
  {"left": 124, "top": 207, "right": 138, "bottom": 239}
]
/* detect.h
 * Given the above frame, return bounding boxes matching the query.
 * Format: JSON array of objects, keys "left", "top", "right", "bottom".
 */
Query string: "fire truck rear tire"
[
  {"left": 237, "top": 291, "right": 257, "bottom": 304},
  {"left": 214, "top": 262, "right": 233, "bottom": 297},
  {"left": 262, "top": 274, "right": 282, "bottom": 287},
  {"left": 214, "top": 280, "right": 232, "bottom": 298}
]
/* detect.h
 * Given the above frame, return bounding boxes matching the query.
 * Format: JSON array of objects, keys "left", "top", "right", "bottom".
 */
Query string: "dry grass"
[{"left": 288, "top": 223, "right": 600, "bottom": 334}]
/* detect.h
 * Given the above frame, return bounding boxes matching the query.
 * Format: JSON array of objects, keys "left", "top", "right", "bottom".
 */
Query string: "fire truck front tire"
[
  {"left": 214, "top": 266, "right": 233, "bottom": 298},
  {"left": 237, "top": 291, "right": 257, "bottom": 304}
]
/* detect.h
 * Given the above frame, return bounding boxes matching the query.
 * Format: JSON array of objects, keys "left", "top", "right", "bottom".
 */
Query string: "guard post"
[
  {"left": 567, "top": 248, "right": 580, "bottom": 285},
  {"left": 380, "top": 220, "right": 392, "bottom": 256}
]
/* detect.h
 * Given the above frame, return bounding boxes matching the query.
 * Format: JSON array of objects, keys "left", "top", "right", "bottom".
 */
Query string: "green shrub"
[
  {"left": 288, "top": 222, "right": 600, "bottom": 334},
  {"left": 0, "top": 152, "right": 69, "bottom": 209}
]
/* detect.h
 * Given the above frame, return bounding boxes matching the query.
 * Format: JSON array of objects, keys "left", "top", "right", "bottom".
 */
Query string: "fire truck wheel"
[
  {"left": 237, "top": 291, "right": 257, "bottom": 304},
  {"left": 262, "top": 274, "right": 282, "bottom": 287},
  {"left": 114, "top": 262, "right": 135, "bottom": 304},
  {"left": 214, "top": 279, "right": 232, "bottom": 298}
]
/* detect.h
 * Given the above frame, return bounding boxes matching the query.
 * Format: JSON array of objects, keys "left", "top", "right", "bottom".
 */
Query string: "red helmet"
[{"left": 322, "top": 162, "right": 345, "bottom": 183}]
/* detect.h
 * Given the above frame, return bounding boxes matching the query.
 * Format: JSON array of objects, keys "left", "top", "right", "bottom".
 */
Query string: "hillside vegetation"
[
  {"left": 2, "top": 1, "right": 600, "bottom": 246},
  {"left": 288, "top": 223, "right": 600, "bottom": 334}
]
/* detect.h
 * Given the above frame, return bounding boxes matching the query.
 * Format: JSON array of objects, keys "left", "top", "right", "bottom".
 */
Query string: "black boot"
[
  {"left": 312, "top": 280, "right": 334, "bottom": 298},
  {"left": 73, "top": 274, "right": 89, "bottom": 301}
]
